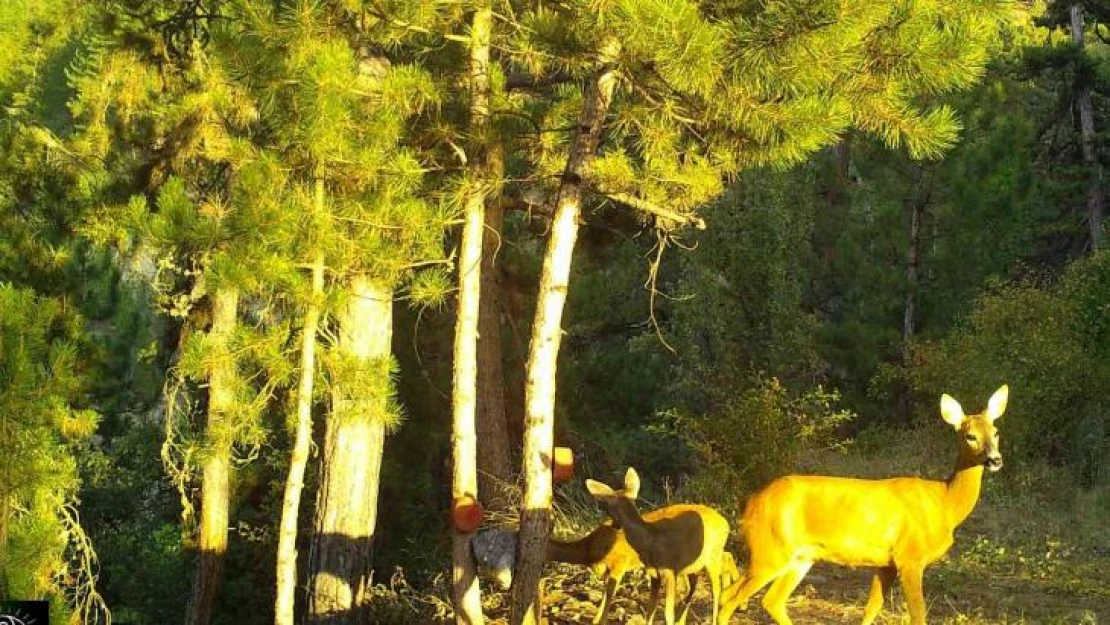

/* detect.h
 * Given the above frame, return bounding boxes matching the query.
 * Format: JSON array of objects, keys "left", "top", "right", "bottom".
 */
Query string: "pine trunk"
[
  {"left": 452, "top": 156, "right": 487, "bottom": 625},
  {"left": 1071, "top": 4, "right": 1105, "bottom": 251},
  {"left": 476, "top": 140, "right": 512, "bottom": 505},
  {"left": 904, "top": 194, "right": 922, "bottom": 344},
  {"left": 274, "top": 252, "right": 324, "bottom": 625},
  {"left": 186, "top": 286, "right": 239, "bottom": 625},
  {"left": 899, "top": 171, "right": 928, "bottom": 424},
  {"left": 306, "top": 276, "right": 392, "bottom": 625},
  {"left": 509, "top": 43, "right": 621, "bottom": 625},
  {"left": 452, "top": 4, "right": 493, "bottom": 624}
]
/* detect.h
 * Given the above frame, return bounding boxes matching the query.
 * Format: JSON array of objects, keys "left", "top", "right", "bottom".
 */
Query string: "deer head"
[
  {"left": 941, "top": 384, "right": 1008, "bottom": 472},
  {"left": 585, "top": 468, "right": 641, "bottom": 528}
]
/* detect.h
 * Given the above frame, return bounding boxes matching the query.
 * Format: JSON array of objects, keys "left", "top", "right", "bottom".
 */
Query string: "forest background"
[{"left": 1, "top": 0, "right": 1108, "bottom": 624}]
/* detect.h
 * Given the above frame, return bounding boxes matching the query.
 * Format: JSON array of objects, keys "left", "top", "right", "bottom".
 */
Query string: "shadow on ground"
[{"left": 479, "top": 552, "right": 1107, "bottom": 624}]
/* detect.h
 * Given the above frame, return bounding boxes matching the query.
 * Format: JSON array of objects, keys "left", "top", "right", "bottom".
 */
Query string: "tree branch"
[
  {"left": 506, "top": 70, "right": 575, "bottom": 91},
  {"left": 590, "top": 186, "right": 707, "bottom": 230}
]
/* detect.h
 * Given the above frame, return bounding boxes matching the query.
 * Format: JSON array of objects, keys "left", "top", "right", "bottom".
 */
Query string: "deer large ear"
[
  {"left": 940, "top": 394, "right": 966, "bottom": 428},
  {"left": 624, "top": 467, "right": 640, "bottom": 500},
  {"left": 585, "top": 479, "right": 614, "bottom": 499},
  {"left": 986, "top": 384, "right": 1009, "bottom": 422}
]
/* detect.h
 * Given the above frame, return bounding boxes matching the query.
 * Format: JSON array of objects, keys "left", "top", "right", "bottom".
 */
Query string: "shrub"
[
  {"left": 903, "top": 254, "right": 1110, "bottom": 486},
  {"left": 663, "top": 376, "right": 855, "bottom": 505}
]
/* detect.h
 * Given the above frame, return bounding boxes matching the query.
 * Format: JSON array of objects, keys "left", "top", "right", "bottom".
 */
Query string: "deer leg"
[
  {"left": 898, "top": 565, "right": 927, "bottom": 625},
  {"left": 676, "top": 573, "right": 697, "bottom": 625},
  {"left": 861, "top": 566, "right": 896, "bottom": 625},
  {"left": 645, "top": 573, "right": 662, "bottom": 624},
  {"left": 760, "top": 560, "right": 812, "bottom": 625},
  {"left": 662, "top": 569, "right": 678, "bottom": 625},
  {"left": 593, "top": 573, "right": 621, "bottom": 624},
  {"left": 707, "top": 556, "right": 723, "bottom": 625},
  {"left": 717, "top": 562, "right": 785, "bottom": 625}
]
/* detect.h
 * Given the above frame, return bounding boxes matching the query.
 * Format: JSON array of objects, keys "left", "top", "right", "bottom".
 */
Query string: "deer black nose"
[{"left": 984, "top": 455, "right": 1003, "bottom": 472}]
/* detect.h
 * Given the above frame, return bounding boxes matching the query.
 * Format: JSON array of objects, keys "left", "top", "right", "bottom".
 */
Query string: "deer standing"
[
  {"left": 586, "top": 467, "right": 730, "bottom": 625},
  {"left": 548, "top": 522, "right": 742, "bottom": 624},
  {"left": 717, "top": 385, "right": 1009, "bottom": 625},
  {"left": 546, "top": 521, "right": 640, "bottom": 624}
]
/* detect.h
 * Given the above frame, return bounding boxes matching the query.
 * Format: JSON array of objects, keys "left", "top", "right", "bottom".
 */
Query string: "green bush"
[
  {"left": 904, "top": 254, "right": 1110, "bottom": 486},
  {"left": 663, "top": 376, "right": 855, "bottom": 505}
]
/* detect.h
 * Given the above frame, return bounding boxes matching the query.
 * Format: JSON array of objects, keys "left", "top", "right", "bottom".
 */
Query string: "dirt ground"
[{"left": 498, "top": 555, "right": 1109, "bottom": 624}]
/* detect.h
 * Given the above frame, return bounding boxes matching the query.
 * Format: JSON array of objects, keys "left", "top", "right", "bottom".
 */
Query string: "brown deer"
[
  {"left": 546, "top": 521, "right": 640, "bottom": 624},
  {"left": 717, "top": 385, "right": 1009, "bottom": 625},
  {"left": 547, "top": 520, "right": 742, "bottom": 623},
  {"left": 586, "top": 467, "right": 730, "bottom": 625}
]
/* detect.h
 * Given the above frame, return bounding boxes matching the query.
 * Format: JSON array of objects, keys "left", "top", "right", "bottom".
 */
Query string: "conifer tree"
[
  {"left": 1035, "top": 0, "right": 1109, "bottom": 250},
  {"left": 219, "top": 2, "right": 445, "bottom": 621},
  {"left": 62, "top": 4, "right": 299, "bottom": 621},
  {"left": 503, "top": 1, "right": 1017, "bottom": 620},
  {"left": 449, "top": 1, "right": 496, "bottom": 623}
]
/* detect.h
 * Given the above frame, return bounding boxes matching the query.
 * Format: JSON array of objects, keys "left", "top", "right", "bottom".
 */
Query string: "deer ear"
[
  {"left": 986, "top": 385, "right": 1009, "bottom": 422},
  {"left": 624, "top": 467, "right": 641, "bottom": 499},
  {"left": 585, "top": 479, "right": 614, "bottom": 499},
  {"left": 940, "top": 394, "right": 965, "bottom": 428}
]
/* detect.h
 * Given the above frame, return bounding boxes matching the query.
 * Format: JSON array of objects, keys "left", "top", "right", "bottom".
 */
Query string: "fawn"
[
  {"left": 586, "top": 467, "right": 730, "bottom": 625},
  {"left": 717, "top": 385, "right": 1009, "bottom": 625},
  {"left": 547, "top": 518, "right": 742, "bottom": 623},
  {"left": 546, "top": 521, "right": 640, "bottom": 624}
]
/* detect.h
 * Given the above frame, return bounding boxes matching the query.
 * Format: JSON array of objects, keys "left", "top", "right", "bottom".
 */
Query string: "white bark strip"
[
  {"left": 510, "top": 39, "right": 621, "bottom": 625},
  {"left": 274, "top": 249, "right": 324, "bottom": 625},
  {"left": 452, "top": 4, "right": 492, "bottom": 623}
]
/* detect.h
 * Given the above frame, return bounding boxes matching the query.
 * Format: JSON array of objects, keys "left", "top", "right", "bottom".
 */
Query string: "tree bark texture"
[
  {"left": 451, "top": 4, "right": 493, "bottom": 623},
  {"left": 476, "top": 140, "right": 512, "bottom": 504},
  {"left": 274, "top": 251, "right": 324, "bottom": 625},
  {"left": 509, "top": 41, "right": 621, "bottom": 625},
  {"left": 1071, "top": 4, "right": 1105, "bottom": 251},
  {"left": 904, "top": 191, "right": 922, "bottom": 344},
  {"left": 307, "top": 276, "right": 392, "bottom": 625},
  {"left": 186, "top": 286, "right": 239, "bottom": 625}
]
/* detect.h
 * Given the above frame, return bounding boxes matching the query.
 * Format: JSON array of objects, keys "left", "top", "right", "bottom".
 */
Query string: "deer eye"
[{"left": 965, "top": 433, "right": 978, "bottom": 443}]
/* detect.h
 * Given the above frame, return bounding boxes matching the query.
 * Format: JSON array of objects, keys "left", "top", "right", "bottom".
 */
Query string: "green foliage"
[
  {"left": 323, "top": 353, "right": 404, "bottom": 430},
  {"left": 79, "top": 422, "right": 190, "bottom": 624},
  {"left": 904, "top": 255, "right": 1110, "bottom": 486},
  {"left": 0, "top": 284, "right": 98, "bottom": 616},
  {"left": 667, "top": 168, "right": 822, "bottom": 412},
  {"left": 664, "top": 377, "right": 854, "bottom": 504}
]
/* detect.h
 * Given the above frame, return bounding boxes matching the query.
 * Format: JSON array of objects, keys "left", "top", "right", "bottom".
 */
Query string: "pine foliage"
[
  {"left": 502, "top": 0, "right": 1017, "bottom": 233},
  {"left": 0, "top": 285, "right": 99, "bottom": 618}
]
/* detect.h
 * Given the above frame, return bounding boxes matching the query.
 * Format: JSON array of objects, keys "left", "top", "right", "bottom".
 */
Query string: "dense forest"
[{"left": 1, "top": 0, "right": 1107, "bottom": 624}]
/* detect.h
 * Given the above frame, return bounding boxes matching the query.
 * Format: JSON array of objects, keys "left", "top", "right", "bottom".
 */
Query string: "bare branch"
[{"left": 591, "top": 187, "right": 707, "bottom": 230}]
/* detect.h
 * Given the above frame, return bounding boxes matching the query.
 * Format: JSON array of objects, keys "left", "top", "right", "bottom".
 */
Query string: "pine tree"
[
  {"left": 1032, "top": 0, "right": 1110, "bottom": 251},
  {"left": 503, "top": 1, "right": 1018, "bottom": 620},
  {"left": 62, "top": 4, "right": 297, "bottom": 621},
  {"left": 449, "top": 1, "right": 496, "bottom": 623},
  {"left": 217, "top": 2, "right": 446, "bottom": 621}
]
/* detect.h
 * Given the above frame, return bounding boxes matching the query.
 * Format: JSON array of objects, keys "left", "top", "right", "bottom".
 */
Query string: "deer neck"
[
  {"left": 546, "top": 534, "right": 594, "bottom": 565},
  {"left": 944, "top": 447, "right": 984, "bottom": 528},
  {"left": 609, "top": 499, "right": 653, "bottom": 554}
]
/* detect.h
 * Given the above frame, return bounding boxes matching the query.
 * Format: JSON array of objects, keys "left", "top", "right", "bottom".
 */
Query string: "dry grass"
[{"left": 374, "top": 427, "right": 1109, "bottom": 623}]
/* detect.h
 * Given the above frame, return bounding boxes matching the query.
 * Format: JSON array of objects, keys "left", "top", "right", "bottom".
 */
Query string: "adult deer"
[
  {"left": 717, "top": 385, "right": 1009, "bottom": 625},
  {"left": 586, "top": 467, "right": 730, "bottom": 625}
]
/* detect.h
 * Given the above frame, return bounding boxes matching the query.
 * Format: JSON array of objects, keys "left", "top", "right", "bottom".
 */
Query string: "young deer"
[
  {"left": 547, "top": 519, "right": 743, "bottom": 624},
  {"left": 586, "top": 467, "right": 730, "bottom": 625},
  {"left": 717, "top": 385, "right": 1009, "bottom": 625},
  {"left": 546, "top": 521, "right": 641, "bottom": 624}
]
